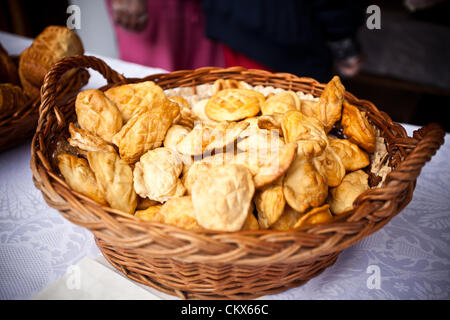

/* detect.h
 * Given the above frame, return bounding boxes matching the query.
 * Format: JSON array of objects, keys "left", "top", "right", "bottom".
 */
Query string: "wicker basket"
[
  {"left": 30, "top": 55, "right": 445, "bottom": 299},
  {"left": 0, "top": 61, "right": 89, "bottom": 153}
]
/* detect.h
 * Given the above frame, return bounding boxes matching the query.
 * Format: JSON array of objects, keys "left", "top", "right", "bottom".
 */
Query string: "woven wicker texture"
[
  {"left": 31, "top": 55, "right": 445, "bottom": 299},
  {"left": 0, "top": 66, "right": 89, "bottom": 153}
]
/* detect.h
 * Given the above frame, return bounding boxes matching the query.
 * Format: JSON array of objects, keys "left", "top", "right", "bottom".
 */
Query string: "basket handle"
[
  {"left": 38, "top": 55, "right": 126, "bottom": 130},
  {"left": 386, "top": 122, "right": 445, "bottom": 181},
  {"left": 351, "top": 123, "right": 445, "bottom": 222}
]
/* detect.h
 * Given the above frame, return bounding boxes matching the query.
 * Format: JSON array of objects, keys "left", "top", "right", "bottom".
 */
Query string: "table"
[{"left": 1, "top": 31, "right": 450, "bottom": 300}]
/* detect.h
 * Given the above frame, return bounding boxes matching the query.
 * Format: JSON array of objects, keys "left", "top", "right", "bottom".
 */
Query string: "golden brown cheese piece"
[
  {"left": 191, "top": 98, "right": 221, "bottom": 125},
  {"left": 237, "top": 128, "right": 285, "bottom": 155},
  {"left": 205, "top": 89, "right": 264, "bottom": 122},
  {"left": 254, "top": 180, "right": 286, "bottom": 229},
  {"left": 197, "top": 121, "right": 249, "bottom": 155},
  {"left": 163, "top": 124, "right": 191, "bottom": 151},
  {"left": 179, "top": 153, "right": 195, "bottom": 178},
  {"left": 270, "top": 206, "right": 302, "bottom": 231},
  {"left": 281, "top": 110, "right": 328, "bottom": 156},
  {"left": 112, "top": 99, "right": 180, "bottom": 164},
  {"left": 261, "top": 90, "right": 300, "bottom": 115},
  {"left": 312, "top": 146, "right": 346, "bottom": 187},
  {"left": 329, "top": 138, "right": 370, "bottom": 171},
  {"left": 133, "top": 147, "right": 185, "bottom": 202},
  {"left": 18, "top": 26, "right": 84, "bottom": 100},
  {"left": 257, "top": 113, "right": 284, "bottom": 133},
  {"left": 369, "top": 136, "right": 391, "bottom": 187},
  {"left": 87, "top": 151, "right": 137, "bottom": 214},
  {"left": 0, "top": 43, "right": 19, "bottom": 85},
  {"left": 75, "top": 89, "right": 123, "bottom": 143},
  {"left": 293, "top": 204, "right": 333, "bottom": 230},
  {"left": 68, "top": 123, "right": 116, "bottom": 155},
  {"left": 283, "top": 155, "right": 328, "bottom": 214},
  {"left": 233, "top": 142, "right": 298, "bottom": 189},
  {"left": 175, "top": 121, "right": 249, "bottom": 156},
  {"left": 314, "top": 76, "right": 345, "bottom": 132},
  {"left": 328, "top": 170, "right": 370, "bottom": 215},
  {"left": 191, "top": 164, "right": 255, "bottom": 231},
  {"left": 182, "top": 161, "right": 212, "bottom": 195},
  {"left": 19, "top": 74, "right": 40, "bottom": 101},
  {"left": 199, "top": 151, "right": 237, "bottom": 166},
  {"left": 341, "top": 101, "right": 376, "bottom": 153},
  {"left": 158, "top": 196, "right": 202, "bottom": 230},
  {"left": 0, "top": 84, "right": 27, "bottom": 118},
  {"left": 237, "top": 122, "right": 285, "bottom": 155},
  {"left": 169, "top": 96, "right": 196, "bottom": 129},
  {"left": 242, "top": 211, "right": 260, "bottom": 231},
  {"left": 136, "top": 197, "right": 160, "bottom": 210},
  {"left": 135, "top": 205, "right": 163, "bottom": 222},
  {"left": 104, "top": 81, "right": 166, "bottom": 122},
  {"left": 298, "top": 99, "right": 318, "bottom": 119},
  {"left": 212, "top": 79, "right": 252, "bottom": 95},
  {"left": 57, "top": 153, "right": 106, "bottom": 205},
  {"left": 237, "top": 116, "right": 259, "bottom": 137},
  {"left": 175, "top": 124, "right": 216, "bottom": 156}
]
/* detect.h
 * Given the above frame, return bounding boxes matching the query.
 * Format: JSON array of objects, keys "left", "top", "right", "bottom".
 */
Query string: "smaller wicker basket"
[
  {"left": 0, "top": 56, "right": 89, "bottom": 153},
  {"left": 31, "top": 55, "right": 445, "bottom": 299}
]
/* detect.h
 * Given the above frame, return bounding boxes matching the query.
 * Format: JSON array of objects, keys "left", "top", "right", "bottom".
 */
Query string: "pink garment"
[{"left": 106, "top": 0, "right": 225, "bottom": 71}]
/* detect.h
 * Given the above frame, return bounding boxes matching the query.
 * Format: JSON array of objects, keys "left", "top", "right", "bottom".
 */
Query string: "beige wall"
[{"left": 69, "top": 0, "right": 118, "bottom": 58}]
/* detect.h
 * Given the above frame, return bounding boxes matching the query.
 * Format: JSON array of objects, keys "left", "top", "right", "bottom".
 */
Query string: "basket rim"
[{"left": 30, "top": 55, "right": 446, "bottom": 266}]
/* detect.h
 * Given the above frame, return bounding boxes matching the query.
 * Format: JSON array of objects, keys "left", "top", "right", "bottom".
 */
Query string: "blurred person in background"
[
  {"left": 202, "top": 0, "right": 367, "bottom": 82},
  {"left": 106, "top": 0, "right": 225, "bottom": 71},
  {"left": 107, "top": 0, "right": 366, "bottom": 81}
]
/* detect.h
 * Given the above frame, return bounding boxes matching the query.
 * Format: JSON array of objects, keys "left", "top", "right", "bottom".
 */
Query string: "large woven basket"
[
  {"left": 0, "top": 57, "right": 89, "bottom": 153},
  {"left": 31, "top": 55, "right": 445, "bottom": 299}
]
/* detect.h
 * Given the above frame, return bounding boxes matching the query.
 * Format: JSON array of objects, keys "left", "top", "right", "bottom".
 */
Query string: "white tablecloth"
[{"left": 1, "top": 31, "right": 449, "bottom": 300}]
